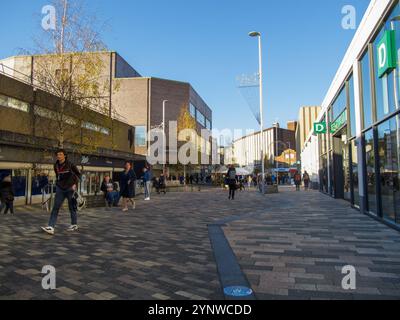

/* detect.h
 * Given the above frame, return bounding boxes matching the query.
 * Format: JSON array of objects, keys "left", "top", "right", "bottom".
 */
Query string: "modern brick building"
[{"left": 0, "top": 52, "right": 213, "bottom": 158}]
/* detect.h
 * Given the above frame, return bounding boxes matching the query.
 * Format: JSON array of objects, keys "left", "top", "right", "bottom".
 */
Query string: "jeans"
[
  {"left": 48, "top": 186, "right": 77, "bottom": 228},
  {"left": 106, "top": 191, "right": 120, "bottom": 206},
  {"left": 144, "top": 181, "right": 151, "bottom": 198}
]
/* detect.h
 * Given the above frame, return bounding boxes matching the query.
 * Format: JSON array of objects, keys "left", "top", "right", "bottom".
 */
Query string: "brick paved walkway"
[
  {"left": 224, "top": 187, "right": 400, "bottom": 300},
  {"left": 0, "top": 187, "right": 399, "bottom": 300}
]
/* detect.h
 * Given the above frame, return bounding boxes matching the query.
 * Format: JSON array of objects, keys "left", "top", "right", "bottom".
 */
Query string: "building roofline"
[
  {"left": 0, "top": 50, "right": 116, "bottom": 61},
  {"left": 233, "top": 126, "right": 292, "bottom": 143}
]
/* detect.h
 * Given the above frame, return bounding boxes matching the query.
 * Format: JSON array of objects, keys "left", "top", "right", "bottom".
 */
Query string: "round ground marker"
[{"left": 224, "top": 286, "right": 253, "bottom": 297}]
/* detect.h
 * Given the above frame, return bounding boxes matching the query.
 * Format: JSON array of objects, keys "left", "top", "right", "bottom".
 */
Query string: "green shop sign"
[
  {"left": 377, "top": 30, "right": 397, "bottom": 78},
  {"left": 314, "top": 111, "right": 347, "bottom": 135},
  {"left": 330, "top": 111, "right": 347, "bottom": 134},
  {"left": 314, "top": 122, "right": 327, "bottom": 134}
]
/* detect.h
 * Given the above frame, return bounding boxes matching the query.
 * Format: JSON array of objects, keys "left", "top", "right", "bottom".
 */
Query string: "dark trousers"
[
  {"left": 295, "top": 184, "right": 301, "bottom": 191},
  {"left": 106, "top": 191, "right": 120, "bottom": 206},
  {"left": 1, "top": 201, "right": 14, "bottom": 214},
  {"left": 229, "top": 184, "right": 236, "bottom": 199},
  {"left": 48, "top": 186, "right": 77, "bottom": 228}
]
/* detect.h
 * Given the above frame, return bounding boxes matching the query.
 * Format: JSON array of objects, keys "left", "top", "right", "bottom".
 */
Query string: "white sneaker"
[
  {"left": 41, "top": 226, "right": 55, "bottom": 235},
  {"left": 67, "top": 225, "right": 79, "bottom": 232},
  {"left": 145, "top": 198, "right": 150, "bottom": 201},
  {"left": 122, "top": 208, "right": 129, "bottom": 212}
]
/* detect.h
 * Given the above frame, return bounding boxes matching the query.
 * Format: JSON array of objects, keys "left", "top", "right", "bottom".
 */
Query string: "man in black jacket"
[{"left": 42, "top": 149, "right": 81, "bottom": 235}]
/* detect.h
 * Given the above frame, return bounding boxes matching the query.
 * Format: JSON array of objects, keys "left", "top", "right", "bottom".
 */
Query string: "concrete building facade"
[{"left": 231, "top": 123, "right": 296, "bottom": 168}]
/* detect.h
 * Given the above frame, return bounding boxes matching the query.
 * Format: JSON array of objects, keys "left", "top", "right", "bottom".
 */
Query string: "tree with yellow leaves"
[{"left": 177, "top": 104, "right": 198, "bottom": 182}]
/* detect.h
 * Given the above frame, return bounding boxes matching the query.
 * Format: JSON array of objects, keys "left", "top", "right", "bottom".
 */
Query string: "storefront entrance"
[{"left": 332, "top": 127, "right": 351, "bottom": 202}]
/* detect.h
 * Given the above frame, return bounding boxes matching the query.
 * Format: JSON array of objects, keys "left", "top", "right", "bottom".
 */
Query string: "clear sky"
[{"left": 0, "top": 0, "right": 371, "bottom": 135}]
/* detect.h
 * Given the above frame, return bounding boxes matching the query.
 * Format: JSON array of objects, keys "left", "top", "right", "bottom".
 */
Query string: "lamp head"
[{"left": 249, "top": 31, "right": 261, "bottom": 37}]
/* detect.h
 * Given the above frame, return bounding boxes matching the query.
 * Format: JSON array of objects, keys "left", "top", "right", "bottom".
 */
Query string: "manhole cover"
[{"left": 224, "top": 286, "right": 253, "bottom": 297}]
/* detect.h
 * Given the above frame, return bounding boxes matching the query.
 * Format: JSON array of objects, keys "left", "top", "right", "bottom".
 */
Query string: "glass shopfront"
[
  {"left": 316, "top": 0, "right": 400, "bottom": 229},
  {"left": 378, "top": 117, "right": 400, "bottom": 223},
  {"left": 365, "top": 129, "right": 378, "bottom": 215},
  {"left": 350, "top": 139, "right": 360, "bottom": 207}
]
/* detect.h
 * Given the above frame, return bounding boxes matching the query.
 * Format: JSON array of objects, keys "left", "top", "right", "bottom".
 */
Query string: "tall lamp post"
[
  {"left": 249, "top": 31, "right": 265, "bottom": 194},
  {"left": 162, "top": 100, "right": 168, "bottom": 175}
]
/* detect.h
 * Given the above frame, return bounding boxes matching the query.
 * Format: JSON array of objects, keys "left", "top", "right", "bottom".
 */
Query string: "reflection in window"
[
  {"left": 206, "top": 119, "right": 211, "bottom": 130},
  {"left": 0, "top": 94, "right": 29, "bottom": 112},
  {"left": 190, "top": 103, "right": 196, "bottom": 119},
  {"left": 348, "top": 75, "right": 357, "bottom": 138},
  {"left": 360, "top": 51, "right": 373, "bottom": 129},
  {"left": 332, "top": 87, "right": 346, "bottom": 121},
  {"left": 377, "top": 118, "right": 399, "bottom": 222},
  {"left": 365, "top": 129, "right": 377, "bottom": 215},
  {"left": 374, "top": 28, "right": 396, "bottom": 121},
  {"left": 197, "top": 111, "right": 206, "bottom": 127},
  {"left": 135, "top": 126, "right": 147, "bottom": 147},
  {"left": 351, "top": 140, "right": 360, "bottom": 207},
  {"left": 343, "top": 142, "right": 351, "bottom": 202},
  {"left": 11, "top": 170, "right": 27, "bottom": 198},
  {"left": 319, "top": 154, "right": 328, "bottom": 193}
]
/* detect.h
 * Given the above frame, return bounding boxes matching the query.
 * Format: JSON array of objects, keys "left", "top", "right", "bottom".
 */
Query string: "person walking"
[
  {"left": 247, "top": 176, "right": 252, "bottom": 189},
  {"left": 41, "top": 149, "right": 81, "bottom": 235},
  {"left": 227, "top": 165, "right": 237, "bottom": 200},
  {"left": 303, "top": 171, "right": 310, "bottom": 191},
  {"left": 159, "top": 173, "right": 167, "bottom": 195},
  {"left": 0, "top": 175, "right": 14, "bottom": 215},
  {"left": 142, "top": 166, "right": 152, "bottom": 201},
  {"left": 294, "top": 171, "right": 302, "bottom": 191},
  {"left": 101, "top": 175, "right": 120, "bottom": 208},
  {"left": 120, "top": 161, "right": 137, "bottom": 212}
]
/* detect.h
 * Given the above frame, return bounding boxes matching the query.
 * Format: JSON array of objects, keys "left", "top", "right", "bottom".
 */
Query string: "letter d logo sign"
[{"left": 378, "top": 43, "right": 387, "bottom": 69}]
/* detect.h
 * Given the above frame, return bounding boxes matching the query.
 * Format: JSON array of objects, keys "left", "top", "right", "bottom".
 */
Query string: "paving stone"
[{"left": 1, "top": 187, "right": 400, "bottom": 300}]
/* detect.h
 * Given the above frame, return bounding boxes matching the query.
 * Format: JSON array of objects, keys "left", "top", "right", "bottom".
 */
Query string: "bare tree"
[{"left": 27, "top": 0, "right": 120, "bottom": 152}]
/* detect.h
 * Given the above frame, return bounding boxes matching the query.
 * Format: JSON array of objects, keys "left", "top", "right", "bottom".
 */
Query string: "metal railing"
[{"left": 41, "top": 183, "right": 55, "bottom": 212}]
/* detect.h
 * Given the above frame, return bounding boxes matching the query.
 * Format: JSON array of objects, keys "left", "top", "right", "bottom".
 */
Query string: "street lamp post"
[
  {"left": 162, "top": 100, "right": 168, "bottom": 175},
  {"left": 249, "top": 31, "right": 265, "bottom": 194}
]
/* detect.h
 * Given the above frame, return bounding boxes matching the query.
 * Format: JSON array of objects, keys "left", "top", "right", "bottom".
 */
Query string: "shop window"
[
  {"left": 332, "top": 87, "right": 347, "bottom": 121},
  {"left": 348, "top": 75, "right": 357, "bottom": 138},
  {"left": 31, "top": 172, "right": 50, "bottom": 196},
  {"left": 365, "top": 129, "right": 377, "bottom": 215},
  {"left": 12, "top": 170, "right": 27, "bottom": 198},
  {"left": 360, "top": 51, "right": 374, "bottom": 129},
  {"left": 377, "top": 117, "right": 400, "bottom": 222},
  {"left": 350, "top": 139, "right": 360, "bottom": 207}
]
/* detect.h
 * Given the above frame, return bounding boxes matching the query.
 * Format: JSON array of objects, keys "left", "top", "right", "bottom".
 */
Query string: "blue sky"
[{"left": 0, "top": 0, "right": 370, "bottom": 134}]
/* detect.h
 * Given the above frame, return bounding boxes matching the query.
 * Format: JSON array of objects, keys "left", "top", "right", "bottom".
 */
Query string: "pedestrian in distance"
[
  {"left": 227, "top": 165, "right": 237, "bottom": 200},
  {"left": 247, "top": 176, "right": 252, "bottom": 189},
  {"left": 120, "top": 161, "right": 137, "bottom": 212},
  {"left": 303, "top": 171, "right": 310, "bottom": 191},
  {"left": 294, "top": 171, "right": 302, "bottom": 192},
  {"left": 101, "top": 175, "right": 120, "bottom": 208},
  {"left": 42, "top": 149, "right": 81, "bottom": 235},
  {"left": 0, "top": 175, "right": 14, "bottom": 215},
  {"left": 159, "top": 173, "right": 167, "bottom": 195},
  {"left": 142, "top": 166, "right": 152, "bottom": 201}
]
